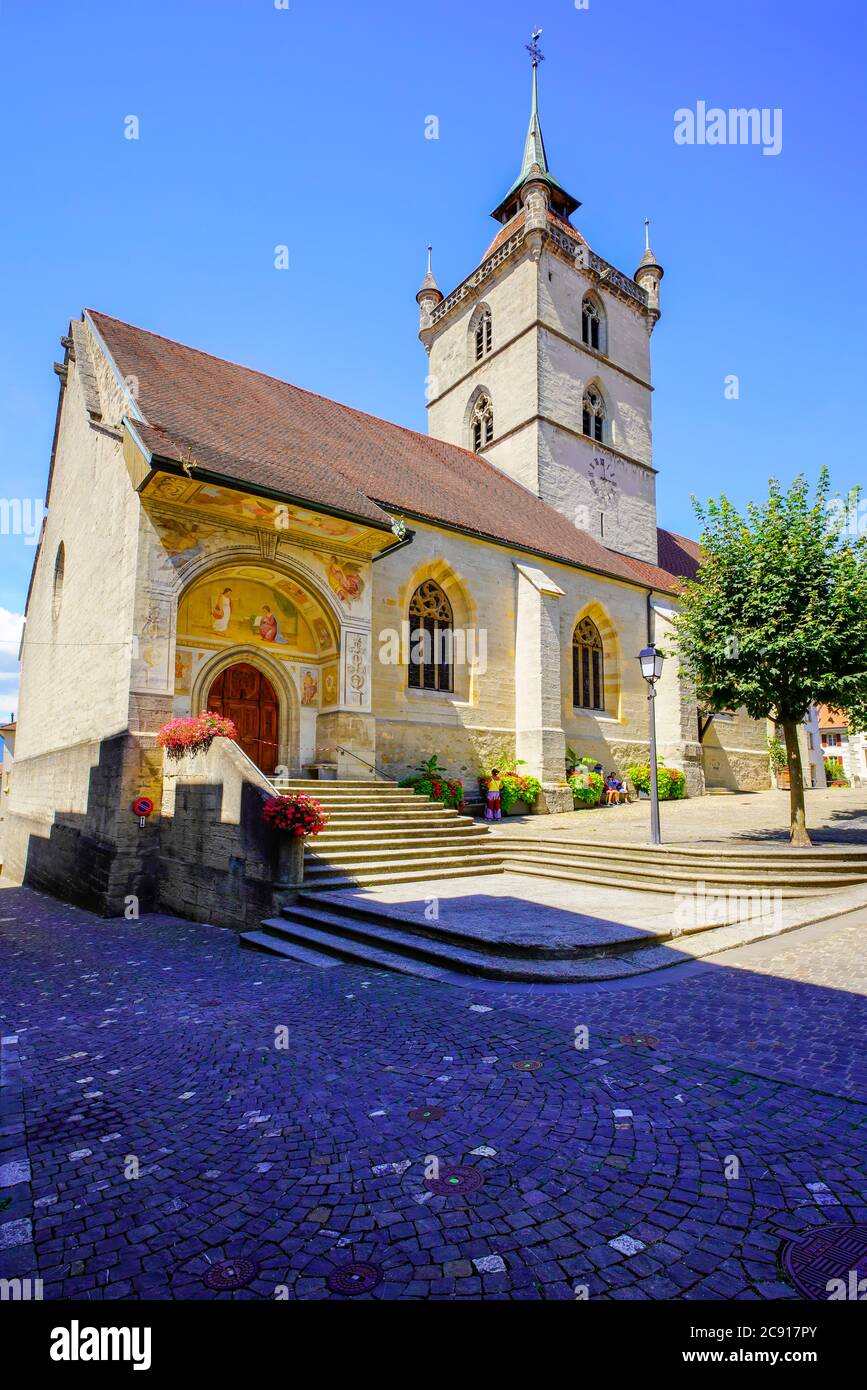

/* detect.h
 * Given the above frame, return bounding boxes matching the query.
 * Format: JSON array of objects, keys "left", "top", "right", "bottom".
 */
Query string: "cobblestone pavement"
[
  {"left": 490, "top": 787, "right": 867, "bottom": 847},
  {"left": 2, "top": 886, "right": 866, "bottom": 1301}
]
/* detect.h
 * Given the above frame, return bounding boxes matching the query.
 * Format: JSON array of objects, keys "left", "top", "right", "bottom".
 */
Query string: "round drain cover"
[
  {"left": 327, "top": 1261, "right": 383, "bottom": 1296},
  {"left": 782, "top": 1224, "right": 867, "bottom": 1300},
  {"left": 512, "top": 1059, "right": 542, "bottom": 1072},
  {"left": 424, "top": 1165, "right": 485, "bottom": 1196},
  {"left": 203, "top": 1256, "right": 259, "bottom": 1290},
  {"left": 620, "top": 1033, "right": 658, "bottom": 1048},
  {"left": 408, "top": 1105, "right": 444, "bottom": 1121}
]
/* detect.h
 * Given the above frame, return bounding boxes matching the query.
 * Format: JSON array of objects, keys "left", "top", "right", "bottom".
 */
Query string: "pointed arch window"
[
  {"left": 475, "top": 308, "right": 493, "bottom": 360},
  {"left": 408, "top": 580, "right": 453, "bottom": 692},
  {"left": 582, "top": 386, "right": 606, "bottom": 443},
  {"left": 471, "top": 393, "right": 494, "bottom": 451},
  {"left": 573, "top": 617, "right": 604, "bottom": 711},
  {"left": 581, "top": 296, "right": 604, "bottom": 352}
]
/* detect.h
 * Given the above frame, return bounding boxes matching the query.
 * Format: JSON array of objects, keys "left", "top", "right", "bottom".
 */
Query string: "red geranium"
[
  {"left": 262, "top": 792, "right": 329, "bottom": 838},
  {"left": 158, "top": 710, "right": 237, "bottom": 760}
]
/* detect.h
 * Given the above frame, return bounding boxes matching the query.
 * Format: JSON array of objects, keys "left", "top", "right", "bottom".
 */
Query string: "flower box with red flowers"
[
  {"left": 157, "top": 711, "right": 237, "bottom": 761},
  {"left": 262, "top": 792, "right": 329, "bottom": 838}
]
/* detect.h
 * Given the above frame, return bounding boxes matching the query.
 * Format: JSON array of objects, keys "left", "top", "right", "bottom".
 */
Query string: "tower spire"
[
  {"left": 490, "top": 32, "right": 580, "bottom": 225},
  {"left": 518, "top": 30, "right": 549, "bottom": 181}
]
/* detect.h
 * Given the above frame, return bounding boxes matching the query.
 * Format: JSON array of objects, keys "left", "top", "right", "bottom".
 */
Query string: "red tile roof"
[
  {"left": 88, "top": 309, "right": 694, "bottom": 592},
  {"left": 481, "top": 209, "right": 585, "bottom": 262},
  {"left": 815, "top": 704, "right": 848, "bottom": 730}
]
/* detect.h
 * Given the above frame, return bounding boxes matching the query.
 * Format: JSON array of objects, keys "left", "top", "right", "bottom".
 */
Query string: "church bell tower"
[{"left": 417, "top": 35, "right": 663, "bottom": 565}]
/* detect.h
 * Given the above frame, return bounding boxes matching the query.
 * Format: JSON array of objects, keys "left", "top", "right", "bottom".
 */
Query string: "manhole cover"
[
  {"left": 408, "top": 1105, "right": 444, "bottom": 1121},
  {"left": 203, "top": 1256, "right": 259, "bottom": 1290},
  {"left": 327, "top": 1261, "right": 383, "bottom": 1296},
  {"left": 512, "top": 1060, "right": 542, "bottom": 1072},
  {"left": 620, "top": 1034, "right": 658, "bottom": 1048},
  {"left": 424, "top": 1165, "right": 485, "bottom": 1196},
  {"left": 782, "top": 1224, "right": 867, "bottom": 1300}
]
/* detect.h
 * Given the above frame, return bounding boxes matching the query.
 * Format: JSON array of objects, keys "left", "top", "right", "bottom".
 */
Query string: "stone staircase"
[
  {"left": 494, "top": 836, "right": 867, "bottom": 896},
  {"left": 269, "top": 778, "right": 502, "bottom": 890},
  {"left": 240, "top": 786, "right": 867, "bottom": 980}
]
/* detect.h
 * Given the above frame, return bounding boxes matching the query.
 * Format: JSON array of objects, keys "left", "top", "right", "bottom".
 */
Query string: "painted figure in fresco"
[
  {"left": 327, "top": 556, "right": 364, "bottom": 605},
  {"left": 301, "top": 670, "right": 318, "bottom": 705},
  {"left": 254, "top": 604, "right": 286, "bottom": 643},
  {"left": 156, "top": 517, "right": 214, "bottom": 566},
  {"left": 211, "top": 588, "right": 232, "bottom": 633}
]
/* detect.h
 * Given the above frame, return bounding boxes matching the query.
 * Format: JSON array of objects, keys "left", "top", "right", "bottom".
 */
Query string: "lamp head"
[{"left": 638, "top": 645, "right": 665, "bottom": 683}]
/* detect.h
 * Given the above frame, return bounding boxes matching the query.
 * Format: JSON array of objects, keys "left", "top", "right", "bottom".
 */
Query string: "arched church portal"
[{"left": 206, "top": 662, "right": 280, "bottom": 774}]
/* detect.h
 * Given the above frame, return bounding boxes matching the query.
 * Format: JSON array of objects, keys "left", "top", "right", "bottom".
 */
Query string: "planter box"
[
  {"left": 506, "top": 800, "right": 530, "bottom": 816},
  {"left": 275, "top": 833, "right": 305, "bottom": 887}
]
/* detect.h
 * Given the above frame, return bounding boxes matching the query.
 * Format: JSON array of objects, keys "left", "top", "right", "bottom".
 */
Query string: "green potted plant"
[
  {"left": 626, "top": 760, "right": 686, "bottom": 801},
  {"left": 399, "top": 755, "right": 464, "bottom": 810},
  {"left": 479, "top": 756, "right": 542, "bottom": 815}
]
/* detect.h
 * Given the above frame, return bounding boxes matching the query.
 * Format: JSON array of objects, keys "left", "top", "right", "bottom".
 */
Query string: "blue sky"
[{"left": 1, "top": 0, "right": 866, "bottom": 718}]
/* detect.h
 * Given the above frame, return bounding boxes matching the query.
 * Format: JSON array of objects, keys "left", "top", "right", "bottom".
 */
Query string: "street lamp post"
[{"left": 638, "top": 645, "right": 665, "bottom": 846}]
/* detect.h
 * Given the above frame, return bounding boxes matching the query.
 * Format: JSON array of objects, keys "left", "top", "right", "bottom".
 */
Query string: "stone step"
[
  {"left": 301, "top": 862, "right": 504, "bottom": 891},
  {"left": 500, "top": 856, "right": 838, "bottom": 897},
  {"left": 309, "top": 812, "right": 475, "bottom": 828},
  {"left": 239, "top": 931, "right": 343, "bottom": 968},
  {"left": 501, "top": 835, "right": 867, "bottom": 870},
  {"left": 246, "top": 917, "right": 454, "bottom": 981},
  {"left": 498, "top": 847, "right": 865, "bottom": 891},
  {"left": 277, "top": 795, "right": 424, "bottom": 809},
  {"left": 312, "top": 829, "right": 491, "bottom": 850},
  {"left": 306, "top": 843, "right": 503, "bottom": 868},
  {"left": 496, "top": 834, "right": 867, "bottom": 866}
]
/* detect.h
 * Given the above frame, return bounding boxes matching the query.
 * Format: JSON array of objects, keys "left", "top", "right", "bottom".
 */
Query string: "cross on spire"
[{"left": 525, "top": 28, "right": 544, "bottom": 67}]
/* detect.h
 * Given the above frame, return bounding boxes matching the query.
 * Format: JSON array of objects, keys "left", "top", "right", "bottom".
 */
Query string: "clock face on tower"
[{"left": 589, "top": 455, "right": 618, "bottom": 507}]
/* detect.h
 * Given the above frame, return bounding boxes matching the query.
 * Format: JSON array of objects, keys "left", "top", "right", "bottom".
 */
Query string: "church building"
[{"left": 2, "top": 59, "right": 769, "bottom": 916}]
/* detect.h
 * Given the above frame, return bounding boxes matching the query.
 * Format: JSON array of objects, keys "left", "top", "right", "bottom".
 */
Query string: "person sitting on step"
[{"left": 605, "top": 771, "right": 626, "bottom": 805}]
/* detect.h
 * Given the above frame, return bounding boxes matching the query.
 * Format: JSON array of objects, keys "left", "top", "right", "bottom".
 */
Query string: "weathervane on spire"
[
  {"left": 644, "top": 217, "right": 651, "bottom": 250},
  {"left": 526, "top": 28, "right": 544, "bottom": 67}
]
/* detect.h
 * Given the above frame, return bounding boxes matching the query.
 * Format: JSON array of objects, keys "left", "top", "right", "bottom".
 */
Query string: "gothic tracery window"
[
  {"left": 408, "top": 580, "right": 453, "bottom": 692},
  {"left": 471, "top": 393, "right": 494, "bottom": 451},
  {"left": 581, "top": 296, "right": 603, "bottom": 352},
  {"left": 573, "top": 617, "right": 604, "bottom": 711},
  {"left": 475, "top": 308, "right": 493, "bottom": 360},
  {"left": 582, "top": 386, "right": 606, "bottom": 443}
]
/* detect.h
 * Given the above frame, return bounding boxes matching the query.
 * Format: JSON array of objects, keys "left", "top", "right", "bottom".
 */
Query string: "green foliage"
[
  {"left": 671, "top": 468, "right": 867, "bottom": 728},
  {"left": 399, "top": 754, "right": 463, "bottom": 808},
  {"left": 568, "top": 771, "right": 604, "bottom": 806},
  {"left": 626, "top": 762, "right": 686, "bottom": 800},
  {"left": 823, "top": 756, "right": 848, "bottom": 785},
  {"left": 766, "top": 735, "right": 787, "bottom": 772},
  {"left": 480, "top": 769, "right": 542, "bottom": 812}
]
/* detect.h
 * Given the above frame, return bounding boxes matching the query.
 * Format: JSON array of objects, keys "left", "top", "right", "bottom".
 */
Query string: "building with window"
[
  {"left": 816, "top": 704, "right": 867, "bottom": 786},
  {"left": 1, "top": 59, "right": 770, "bottom": 915}
]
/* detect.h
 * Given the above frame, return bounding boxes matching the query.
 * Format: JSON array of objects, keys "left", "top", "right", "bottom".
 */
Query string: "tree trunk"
[{"left": 781, "top": 718, "right": 811, "bottom": 846}]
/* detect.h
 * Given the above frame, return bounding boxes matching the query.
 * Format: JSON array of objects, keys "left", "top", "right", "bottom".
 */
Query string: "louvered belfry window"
[
  {"left": 475, "top": 309, "right": 492, "bottom": 360},
  {"left": 408, "top": 580, "right": 453, "bottom": 691}
]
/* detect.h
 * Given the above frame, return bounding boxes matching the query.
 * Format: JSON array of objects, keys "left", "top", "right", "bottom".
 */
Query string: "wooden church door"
[{"left": 206, "top": 663, "right": 280, "bottom": 774}]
